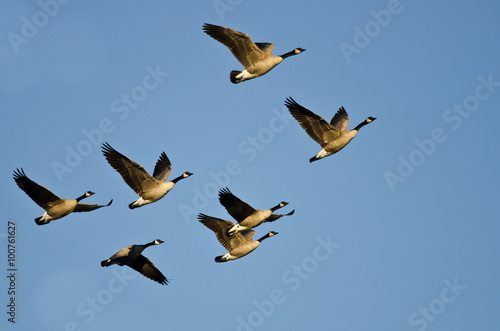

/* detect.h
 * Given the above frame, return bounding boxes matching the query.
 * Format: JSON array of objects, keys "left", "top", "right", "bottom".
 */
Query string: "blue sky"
[{"left": 1, "top": 0, "right": 500, "bottom": 330}]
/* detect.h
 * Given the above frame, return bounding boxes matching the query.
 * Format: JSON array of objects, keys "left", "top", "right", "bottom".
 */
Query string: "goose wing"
[
  {"left": 285, "top": 97, "right": 341, "bottom": 148},
  {"left": 330, "top": 107, "right": 349, "bottom": 132},
  {"left": 240, "top": 230, "right": 256, "bottom": 241},
  {"left": 203, "top": 23, "right": 267, "bottom": 68},
  {"left": 101, "top": 143, "right": 158, "bottom": 195},
  {"left": 265, "top": 209, "right": 295, "bottom": 222},
  {"left": 13, "top": 168, "right": 62, "bottom": 210},
  {"left": 128, "top": 254, "right": 168, "bottom": 285},
  {"left": 255, "top": 42, "right": 275, "bottom": 55},
  {"left": 218, "top": 187, "right": 256, "bottom": 222},
  {"left": 106, "top": 246, "right": 133, "bottom": 265},
  {"left": 198, "top": 214, "right": 249, "bottom": 251},
  {"left": 73, "top": 199, "right": 113, "bottom": 213},
  {"left": 152, "top": 152, "right": 172, "bottom": 181}
]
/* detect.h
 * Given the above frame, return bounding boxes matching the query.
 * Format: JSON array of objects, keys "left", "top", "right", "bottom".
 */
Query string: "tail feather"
[
  {"left": 35, "top": 217, "right": 49, "bottom": 226},
  {"left": 101, "top": 259, "right": 112, "bottom": 267},
  {"left": 128, "top": 202, "right": 138, "bottom": 209},
  {"left": 230, "top": 71, "right": 242, "bottom": 84},
  {"left": 215, "top": 255, "right": 227, "bottom": 263},
  {"left": 309, "top": 156, "right": 319, "bottom": 163}
]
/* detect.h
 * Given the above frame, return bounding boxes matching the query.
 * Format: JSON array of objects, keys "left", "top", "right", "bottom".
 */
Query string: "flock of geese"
[{"left": 12, "top": 24, "right": 376, "bottom": 285}]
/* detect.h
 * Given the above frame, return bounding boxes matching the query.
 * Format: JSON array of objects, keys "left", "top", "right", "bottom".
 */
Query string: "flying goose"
[
  {"left": 198, "top": 214, "right": 278, "bottom": 262},
  {"left": 284, "top": 97, "right": 376, "bottom": 162},
  {"left": 101, "top": 239, "right": 168, "bottom": 285},
  {"left": 218, "top": 187, "right": 293, "bottom": 235},
  {"left": 203, "top": 23, "right": 305, "bottom": 83},
  {"left": 101, "top": 142, "right": 193, "bottom": 209},
  {"left": 12, "top": 168, "right": 112, "bottom": 225}
]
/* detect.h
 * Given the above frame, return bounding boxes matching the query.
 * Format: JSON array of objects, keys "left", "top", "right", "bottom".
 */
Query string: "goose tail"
[
  {"left": 215, "top": 255, "right": 227, "bottom": 263},
  {"left": 101, "top": 259, "right": 112, "bottom": 267},
  {"left": 230, "top": 71, "right": 242, "bottom": 84},
  {"left": 34, "top": 217, "right": 49, "bottom": 226}
]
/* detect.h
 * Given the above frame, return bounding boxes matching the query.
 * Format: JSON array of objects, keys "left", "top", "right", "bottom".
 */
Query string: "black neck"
[
  {"left": 353, "top": 120, "right": 370, "bottom": 132},
  {"left": 270, "top": 204, "right": 282, "bottom": 212},
  {"left": 143, "top": 241, "right": 156, "bottom": 248},
  {"left": 172, "top": 175, "right": 185, "bottom": 183},
  {"left": 76, "top": 194, "right": 88, "bottom": 202},
  {"left": 258, "top": 233, "right": 272, "bottom": 242},
  {"left": 280, "top": 50, "right": 298, "bottom": 59}
]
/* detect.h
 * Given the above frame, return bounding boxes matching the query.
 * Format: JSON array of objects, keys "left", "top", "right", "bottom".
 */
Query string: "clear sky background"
[{"left": 1, "top": 1, "right": 499, "bottom": 330}]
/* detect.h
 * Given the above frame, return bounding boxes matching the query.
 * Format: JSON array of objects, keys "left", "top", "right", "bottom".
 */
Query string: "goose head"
[
  {"left": 281, "top": 48, "right": 306, "bottom": 59},
  {"left": 354, "top": 116, "right": 377, "bottom": 131},
  {"left": 258, "top": 231, "right": 279, "bottom": 242},
  {"left": 153, "top": 239, "right": 164, "bottom": 245},
  {"left": 172, "top": 172, "right": 193, "bottom": 184},
  {"left": 271, "top": 201, "right": 288, "bottom": 211}
]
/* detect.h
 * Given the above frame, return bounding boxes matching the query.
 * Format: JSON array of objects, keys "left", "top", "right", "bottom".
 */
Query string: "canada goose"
[
  {"left": 101, "top": 142, "right": 193, "bottom": 209},
  {"left": 198, "top": 214, "right": 278, "bottom": 262},
  {"left": 203, "top": 23, "right": 305, "bottom": 83},
  {"left": 218, "top": 187, "right": 293, "bottom": 235},
  {"left": 101, "top": 239, "right": 168, "bottom": 285},
  {"left": 12, "top": 168, "right": 112, "bottom": 225},
  {"left": 285, "top": 97, "right": 376, "bottom": 162}
]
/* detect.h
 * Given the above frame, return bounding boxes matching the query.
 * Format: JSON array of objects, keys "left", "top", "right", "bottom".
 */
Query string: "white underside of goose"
[
  {"left": 235, "top": 70, "right": 260, "bottom": 81},
  {"left": 314, "top": 148, "right": 333, "bottom": 160},
  {"left": 218, "top": 253, "right": 237, "bottom": 261},
  {"left": 37, "top": 211, "right": 56, "bottom": 223},
  {"left": 129, "top": 182, "right": 175, "bottom": 209},
  {"left": 228, "top": 223, "right": 248, "bottom": 235}
]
